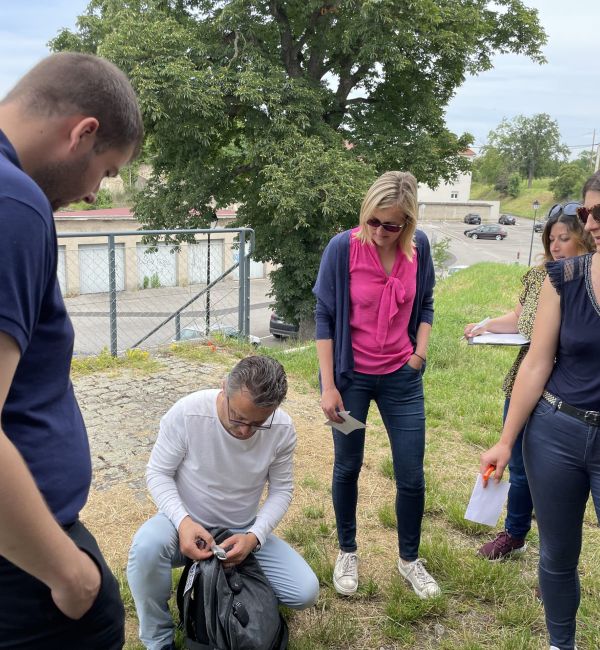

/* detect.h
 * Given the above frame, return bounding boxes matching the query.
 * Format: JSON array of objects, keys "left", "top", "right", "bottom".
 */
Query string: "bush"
[{"left": 549, "top": 162, "right": 587, "bottom": 200}]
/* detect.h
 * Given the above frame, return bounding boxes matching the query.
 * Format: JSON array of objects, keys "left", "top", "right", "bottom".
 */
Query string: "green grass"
[
  {"left": 470, "top": 178, "right": 554, "bottom": 219},
  {"left": 71, "top": 347, "right": 162, "bottom": 377}
]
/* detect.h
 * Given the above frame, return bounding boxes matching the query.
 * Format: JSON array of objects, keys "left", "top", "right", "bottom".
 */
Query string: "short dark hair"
[
  {"left": 1, "top": 52, "right": 143, "bottom": 157},
  {"left": 582, "top": 171, "right": 600, "bottom": 198},
  {"left": 226, "top": 356, "right": 288, "bottom": 408}
]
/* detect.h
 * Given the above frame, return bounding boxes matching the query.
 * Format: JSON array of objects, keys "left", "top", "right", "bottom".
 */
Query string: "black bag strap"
[{"left": 178, "top": 558, "right": 212, "bottom": 649}]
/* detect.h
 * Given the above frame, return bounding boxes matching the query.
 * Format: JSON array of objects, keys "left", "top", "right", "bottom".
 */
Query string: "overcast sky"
[{"left": 1, "top": 1, "right": 597, "bottom": 158}]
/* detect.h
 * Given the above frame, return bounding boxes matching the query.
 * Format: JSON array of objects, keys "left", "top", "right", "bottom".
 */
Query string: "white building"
[{"left": 417, "top": 149, "right": 500, "bottom": 221}]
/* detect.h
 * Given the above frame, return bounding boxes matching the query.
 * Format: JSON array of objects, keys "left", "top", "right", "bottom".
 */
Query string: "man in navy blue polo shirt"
[{"left": 0, "top": 53, "right": 143, "bottom": 649}]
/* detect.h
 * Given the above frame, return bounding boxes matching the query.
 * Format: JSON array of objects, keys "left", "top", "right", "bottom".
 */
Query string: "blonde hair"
[{"left": 355, "top": 171, "right": 418, "bottom": 260}]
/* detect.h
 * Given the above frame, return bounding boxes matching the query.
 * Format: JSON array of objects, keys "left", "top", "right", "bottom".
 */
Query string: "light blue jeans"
[{"left": 127, "top": 514, "right": 319, "bottom": 650}]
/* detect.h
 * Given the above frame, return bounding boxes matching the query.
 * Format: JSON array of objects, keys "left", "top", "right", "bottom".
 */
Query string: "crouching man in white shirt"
[{"left": 127, "top": 356, "right": 319, "bottom": 650}]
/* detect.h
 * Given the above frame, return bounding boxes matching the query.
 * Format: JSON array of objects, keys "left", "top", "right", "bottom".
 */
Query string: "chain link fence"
[{"left": 57, "top": 228, "right": 255, "bottom": 356}]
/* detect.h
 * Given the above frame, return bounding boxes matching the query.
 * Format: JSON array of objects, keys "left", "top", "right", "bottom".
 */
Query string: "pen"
[
  {"left": 473, "top": 317, "right": 490, "bottom": 332},
  {"left": 482, "top": 464, "right": 496, "bottom": 486}
]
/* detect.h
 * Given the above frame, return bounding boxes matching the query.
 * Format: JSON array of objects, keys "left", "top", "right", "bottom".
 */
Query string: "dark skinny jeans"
[
  {"left": 523, "top": 397, "right": 600, "bottom": 650},
  {"left": 332, "top": 364, "right": 426, "bottom": 561},
  {"left": 503, "top": 398, "right": 534, "bottom": 539}
]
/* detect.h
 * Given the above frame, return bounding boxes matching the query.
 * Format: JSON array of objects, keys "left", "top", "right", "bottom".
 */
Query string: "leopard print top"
[{"left": 501, "top": 265, "right": 547, "bottom": 397}]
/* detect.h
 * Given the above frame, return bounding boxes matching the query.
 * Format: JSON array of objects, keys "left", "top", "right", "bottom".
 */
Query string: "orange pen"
[{"left": 482, "top": 464, "right": 496, "bottom": 486}]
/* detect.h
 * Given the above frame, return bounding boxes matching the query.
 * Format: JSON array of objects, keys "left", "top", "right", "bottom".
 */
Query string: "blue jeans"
[
  {"left": 503, "top": 398, "right": 534, "bottom": 539},
  {"left": 333, "top": 364, "right": 425, "bottom": 561},
  {"left": 523, "top": 398, "right": 600, "bottom": 650},
  {"left": 127, "top": 514, "right": 319, "bottom": 650}
]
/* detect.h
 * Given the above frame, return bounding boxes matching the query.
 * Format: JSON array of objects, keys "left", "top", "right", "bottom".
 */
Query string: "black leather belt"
[{"left": 543, "top": 390, "right": 600, "bottom": 427}]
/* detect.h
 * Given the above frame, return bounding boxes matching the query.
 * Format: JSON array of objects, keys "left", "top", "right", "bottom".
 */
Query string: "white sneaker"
[
  {"left": 333, "top": 551, "right": 358, "bottom": 595},
  {"left": 397, "top": 557, "right": 441, "bottom": 599}
]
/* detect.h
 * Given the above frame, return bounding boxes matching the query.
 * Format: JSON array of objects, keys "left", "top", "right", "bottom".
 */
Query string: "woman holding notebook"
[{"left": 466, "top": 203, "right": 593, "bottom": 561}]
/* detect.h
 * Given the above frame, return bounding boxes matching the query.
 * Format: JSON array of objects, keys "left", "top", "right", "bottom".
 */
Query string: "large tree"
[
  {"left": 52, "top": 0, "right": 546, "bottom": 324},
  {"left": 488, "top": 113, "right": 568, "bottom": 189}
]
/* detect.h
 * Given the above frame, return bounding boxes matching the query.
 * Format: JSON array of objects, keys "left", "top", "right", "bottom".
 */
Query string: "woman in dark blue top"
[{"left": 481, "top": 171, "right": 600, "bottom": 650}]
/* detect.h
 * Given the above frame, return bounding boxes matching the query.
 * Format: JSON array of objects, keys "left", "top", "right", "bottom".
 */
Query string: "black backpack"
[{"left": 176, "top": 528, "right": 289, "bottom": 650}]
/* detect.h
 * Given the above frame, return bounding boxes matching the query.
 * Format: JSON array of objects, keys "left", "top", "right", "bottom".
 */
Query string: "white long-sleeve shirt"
[{"left": 146, "top": 389, "right": 295, "bottom": 545}]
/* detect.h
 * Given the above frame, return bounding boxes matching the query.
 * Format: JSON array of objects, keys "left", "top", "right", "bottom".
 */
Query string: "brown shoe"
[{"left": 477, "top": 530, "right": 526, "bottom": 560}]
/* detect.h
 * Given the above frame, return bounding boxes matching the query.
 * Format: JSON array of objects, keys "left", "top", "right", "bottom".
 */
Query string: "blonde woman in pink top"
[{"left": 313, "top": 171, "right": 439, "bottom": 599}]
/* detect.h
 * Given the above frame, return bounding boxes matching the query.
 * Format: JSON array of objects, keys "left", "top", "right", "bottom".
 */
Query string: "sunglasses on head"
[
  {"left": 576, "top": 204, "right": 600, "bottom": 226},
  {"left": 547, "top": 201, "right": 581, "bottom": 220},
  {"left": 366, "top": 217, "right": 405, "bottom": 233}
]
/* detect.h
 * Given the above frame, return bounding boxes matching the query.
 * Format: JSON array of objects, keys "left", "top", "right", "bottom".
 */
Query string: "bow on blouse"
[{"left": 376, "top": 276, "right": 406, "bottom": 348}]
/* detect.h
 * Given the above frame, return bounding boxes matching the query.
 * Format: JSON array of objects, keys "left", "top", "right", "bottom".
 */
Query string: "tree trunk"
[{"left": 297, "top": 316, "right": 315, "bottom": 342}]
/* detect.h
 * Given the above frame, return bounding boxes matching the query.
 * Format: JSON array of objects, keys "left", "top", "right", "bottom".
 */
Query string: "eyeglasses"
[
  {"left": 226, "top": 397, "right": 275, "bottom": 431},
  {"left": 366, "top": 218, "right": 405, "bottom": 233},
  {"left": 576, "top": 204, "right": 600, "bottom": 226},
  {"left": 548, "top": 201, "right": 581, "bottom": 220}
]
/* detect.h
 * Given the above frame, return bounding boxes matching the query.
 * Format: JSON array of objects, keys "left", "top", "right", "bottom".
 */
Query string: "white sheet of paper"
[
  {"left": 464, "top": 473, "right": 511, "bottom": 527},
  {"left": 469, "top": 332, "right": 529, "bottom": 346},
  {"left": 324, "top": 410, "right": 366, "bottom": 435}
]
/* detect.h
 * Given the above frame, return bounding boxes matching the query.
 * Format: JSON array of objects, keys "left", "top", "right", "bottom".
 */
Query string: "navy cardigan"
[{"left": 313, "top": 229, "right": 435, "bottom": 392}]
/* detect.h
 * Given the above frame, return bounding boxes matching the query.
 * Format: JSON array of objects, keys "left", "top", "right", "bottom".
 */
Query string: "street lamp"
[
  {"left": 205, "top": 211, "right": 218, "bottom": 335},
  {"left": 527, "top": 199, "right": 540, "bottom": 266}
]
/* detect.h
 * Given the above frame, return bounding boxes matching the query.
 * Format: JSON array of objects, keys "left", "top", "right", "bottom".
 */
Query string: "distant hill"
[{"left": 470, "top": 178, "right": 554, "bottom": 219}]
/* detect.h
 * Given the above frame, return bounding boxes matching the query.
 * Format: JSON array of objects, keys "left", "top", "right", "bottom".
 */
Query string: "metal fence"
[{"left": 57, "top": 228, "right": 255, "bottom": 356}]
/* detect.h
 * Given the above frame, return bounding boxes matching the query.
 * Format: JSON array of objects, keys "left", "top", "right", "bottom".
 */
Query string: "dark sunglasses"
[
  {"left": 366, "top": 217, "right": 405, "bottom": 233},
  {"left": 576, "top": 204, "right": 600, "bottom": 226},
  {"left": 547, "top": 201, "right": 581, "bottom": 219}
]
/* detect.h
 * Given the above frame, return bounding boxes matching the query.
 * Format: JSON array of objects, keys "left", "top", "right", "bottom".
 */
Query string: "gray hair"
[{"left": 225, "top": 356, "right": 288, "bottom": 408}]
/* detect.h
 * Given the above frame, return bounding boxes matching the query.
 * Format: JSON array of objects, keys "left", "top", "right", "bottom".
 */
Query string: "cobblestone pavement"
[{"left": 74, "top": 354, "right": 226, "bottom": 492}]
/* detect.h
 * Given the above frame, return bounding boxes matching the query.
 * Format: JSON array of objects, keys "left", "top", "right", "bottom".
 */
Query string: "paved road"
[{"left": 419, "top": 219, "right": 544, "bottom": 269}]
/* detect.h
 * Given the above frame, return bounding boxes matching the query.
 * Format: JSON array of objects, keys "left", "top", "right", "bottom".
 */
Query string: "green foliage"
[
  {"left": 495, "top": 172, "right": 521, "bottom": 198},
  {"left": 549, "top": 161, "right": 588, "bottom": 200},
  {"left": 488, "top": 113, "right": 569, "bottom": 188},
  {"left": 472, "top": 146, "right": 510, "bottom": 185},
  {"left": 60, "top": 187, "right": 112, "bottom": 211},
  {"left": 431, "top": 236, "right": 452, "bottom": 275},
  {"left": 52, "top": 0, "right": 546, "bottom": 323},
  {"left": 71, "top": 347, "right": 162, "bottom": 377},
  {"left": 94, "top": 187, "right": 113, "bottom": 208},
  {"left": 470, "top": 177, "right": 555, "bottom": 218}
]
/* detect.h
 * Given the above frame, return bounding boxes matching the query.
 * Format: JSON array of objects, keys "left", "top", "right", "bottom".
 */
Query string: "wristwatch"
[{"left": 246, "top": 531, "right": 261, "bottom": 553}]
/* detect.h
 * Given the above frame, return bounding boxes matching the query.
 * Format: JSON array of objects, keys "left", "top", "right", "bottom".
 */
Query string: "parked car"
[
  {"left": 463, "top": 213, "right": 482, "bottom": 225},
  {"left": 464, "top": 224, "right": 507, "bottom": 240},
  {"left": 269, "top": 313, "right": 299, "bottom": 338},
  {"left": 498, "top": 214, "right": 517, "bottom": 225},
  {"left": 533, "top": 219, "right": 546, "bottom": 233},
  {"left": 175, "top": 324, "right": 261, "bottom": 346}
]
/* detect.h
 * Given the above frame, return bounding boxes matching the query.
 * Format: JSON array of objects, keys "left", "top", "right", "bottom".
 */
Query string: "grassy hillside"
[{"left": 470, "top": 178, "right": 554, "bottom": 219}]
